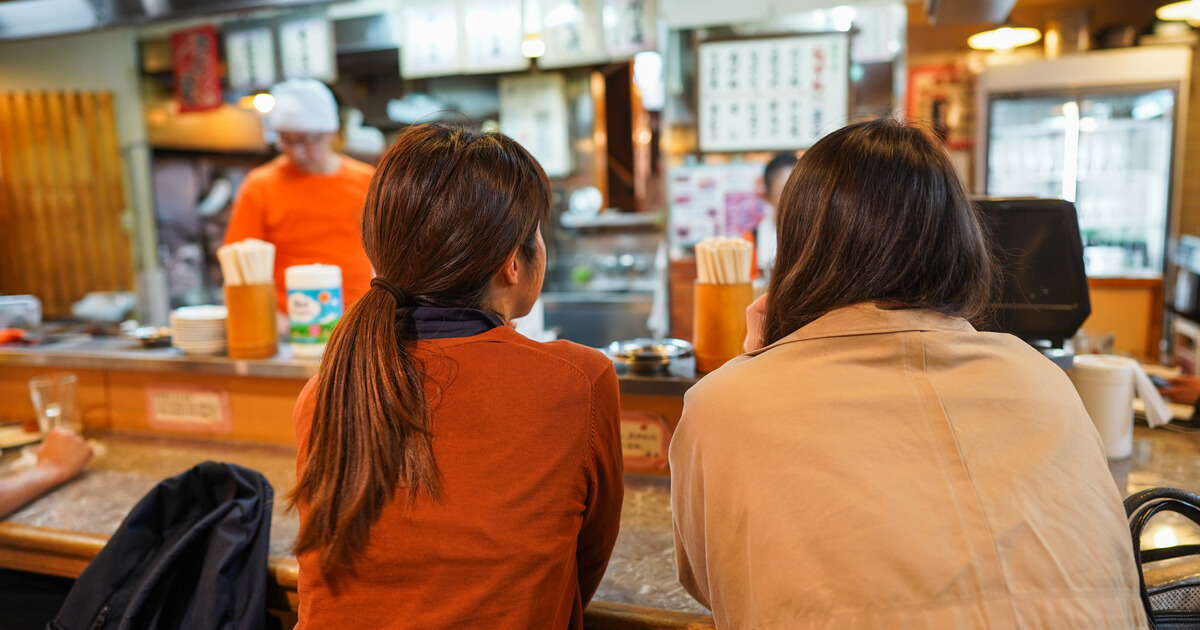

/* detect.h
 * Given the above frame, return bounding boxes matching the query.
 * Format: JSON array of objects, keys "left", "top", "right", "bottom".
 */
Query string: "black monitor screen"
[{"left": 975, "top": 198, "right": 1091, "bottom": 344}]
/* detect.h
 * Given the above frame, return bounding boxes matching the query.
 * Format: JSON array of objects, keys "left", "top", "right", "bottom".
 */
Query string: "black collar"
[{"left": 395, "top": 306, "right": 504, "bottom": 340}]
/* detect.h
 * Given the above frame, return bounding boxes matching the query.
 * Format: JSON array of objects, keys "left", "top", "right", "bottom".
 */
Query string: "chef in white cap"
[{"left": 224, "top": 78, "right": 375, "bottom": 317}]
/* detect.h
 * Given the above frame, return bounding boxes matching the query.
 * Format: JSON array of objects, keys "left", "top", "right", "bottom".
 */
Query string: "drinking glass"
[{"left": 29, "top": 372, "right": 80, "bottom": 435}]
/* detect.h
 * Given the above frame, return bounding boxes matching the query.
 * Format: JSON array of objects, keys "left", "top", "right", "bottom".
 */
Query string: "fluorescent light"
[
  {"left": 967, "top": 26, "right": 1042, "bottom": 52},
  {"left": 1157, "top": 0, "right": 1200, "bottom": 24},
  {"left": 1062, "top": 100, "right": 1079, "bottom": 203}
]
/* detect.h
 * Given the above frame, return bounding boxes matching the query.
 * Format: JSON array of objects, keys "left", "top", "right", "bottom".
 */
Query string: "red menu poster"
[{"left": 170, "top": 25, "right": 223, "bottom": 112}]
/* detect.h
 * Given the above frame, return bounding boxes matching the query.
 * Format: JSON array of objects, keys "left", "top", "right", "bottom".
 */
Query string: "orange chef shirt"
[
  {"left": 293, "top": 325, "right": 624, "bottom": 629},
  {"left": 223, "top": 155, "right": 375, "bottom": 313}
]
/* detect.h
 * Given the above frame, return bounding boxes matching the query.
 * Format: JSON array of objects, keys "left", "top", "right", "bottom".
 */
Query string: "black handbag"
[{"left": 1125, "top": 487, "right": 1200, "bottom": 629}]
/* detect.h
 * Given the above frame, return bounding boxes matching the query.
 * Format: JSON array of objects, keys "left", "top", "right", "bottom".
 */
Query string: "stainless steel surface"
[
  {"left": 0, "top": 0, "right": 333, "bottom": 41},
  {"left": 924, "top": 0, "right": 1016, "bottom": 26},
  {"left": 542, "top": 292, "right": 655, "bottom": 349},
  {"left": 125, "top": 326, "right": 172, "bottom": 348},
  {"left": 614, "top": 357, "right": 696, "bottom": 397},
  {"left": 0, "top": 336, "right": 316, "bottom": 379},
  {"left": 607, "top": 338, "right": 694, "bottom": 376},
  {"left": 0, "top": 336, "right": 700, "bottom": 396}
]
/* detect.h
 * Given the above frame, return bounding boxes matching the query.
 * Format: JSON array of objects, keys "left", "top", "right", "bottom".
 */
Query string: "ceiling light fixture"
[
  {"left": 967, "top": 25, "right": 1043, "bottom": 52},
  {"left": 521, "top": 34, "right": 546, "bottom": 59},
  {"left": 1156, "top": 0, "right": 1200, "bottom": 25}
]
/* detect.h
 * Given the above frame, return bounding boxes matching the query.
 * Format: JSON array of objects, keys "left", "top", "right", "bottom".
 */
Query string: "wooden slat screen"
[{"left": 0, "top": 91, "right": 132, "bottom": 318}]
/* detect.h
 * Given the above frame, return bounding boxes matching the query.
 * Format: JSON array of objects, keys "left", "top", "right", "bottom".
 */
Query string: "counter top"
[
  {"left": 0, "top": 431, "right": 709, "bottom": 620},
  {"left": 0, "top": 337, "right": 699, "bottom": 397},
  {"left": 11, "top": 425, "right": 1194, "bottom": 626},
  {"left": 0, "top": 337, "right": 315, "bottom": 379}
]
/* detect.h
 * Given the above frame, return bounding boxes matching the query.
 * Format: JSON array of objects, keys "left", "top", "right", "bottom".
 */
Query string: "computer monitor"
[{"left": 974, "top": 198, "right": 1091, "bottom": 347}]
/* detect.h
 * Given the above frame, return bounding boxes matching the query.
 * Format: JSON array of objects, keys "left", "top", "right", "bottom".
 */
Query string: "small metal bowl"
[
  {"left": 606, "top": 338, "right": 693, "bottom": 375},
  {"left": 125, "top": 326, "right": 172, "bottom": 348}
]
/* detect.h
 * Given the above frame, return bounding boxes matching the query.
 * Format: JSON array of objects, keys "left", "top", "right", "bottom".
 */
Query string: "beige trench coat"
[{"left": 670, "top": 304, "right": 1146, "bottom": 629}]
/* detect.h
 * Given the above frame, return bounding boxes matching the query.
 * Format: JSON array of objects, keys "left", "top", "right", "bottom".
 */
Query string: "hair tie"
[{"left": 371, "top": 277, "right": 410, "bottom": 307}]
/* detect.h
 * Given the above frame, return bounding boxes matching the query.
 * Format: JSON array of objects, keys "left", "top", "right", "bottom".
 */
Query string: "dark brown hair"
[
  {"left": 763, "top": 117, "right": 996, "bottom": 346},
  {"left": 288, "top": 123, "right": 552, "bottom": 577}
]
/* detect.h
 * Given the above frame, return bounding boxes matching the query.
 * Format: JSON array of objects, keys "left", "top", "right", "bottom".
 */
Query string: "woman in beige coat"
[{"left": 669, "top": 118, "right": 1146, "bottom": 629}]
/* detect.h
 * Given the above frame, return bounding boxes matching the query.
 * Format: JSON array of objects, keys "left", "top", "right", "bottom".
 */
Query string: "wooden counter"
[{"left": 0, "top": 339, "right": 693, "bottom": 476}]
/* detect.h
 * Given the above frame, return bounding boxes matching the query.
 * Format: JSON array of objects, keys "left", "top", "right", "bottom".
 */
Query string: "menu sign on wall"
[
  {"left": 462, "top": 0, "right": 529, "bottom": 74},
  {"left": 402, "top": 0, "right": 462, "bottom": 79},
  {"left": 225, "top": 26, "right": 276, "bottom": 90},
  {"left": 603, "top": 0, "right": 657, "bottom": 58},
  {"left": 279, "top": 16, "right": 336, "bottom": 82},
  {"left": 698, "top": 34, "right": 849, "bottom": 152},
  {"left": 539, "top": 0, "right": 606, "bottom": 69},
  {"left": 170, "top": 25, "right": 222, "bottom": 113},
  {"left": 667, "top": 163, "right": 762, "bottom": 250}
]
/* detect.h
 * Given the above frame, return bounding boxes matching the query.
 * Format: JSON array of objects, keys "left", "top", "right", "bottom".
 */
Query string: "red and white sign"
[
  {"left": 620, "top": 410, "right": 671, "bottom": 469},
  {"left": 170, "top": 25, "right": 223, "bottom": 113}
]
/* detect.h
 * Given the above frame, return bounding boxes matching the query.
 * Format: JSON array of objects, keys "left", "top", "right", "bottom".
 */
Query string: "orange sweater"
[
  {"left": 224, "top": 156, "right": 375, "bottom": 313},
  {"left": 293, "top": 326, "right": 624, "bottom": 629}
]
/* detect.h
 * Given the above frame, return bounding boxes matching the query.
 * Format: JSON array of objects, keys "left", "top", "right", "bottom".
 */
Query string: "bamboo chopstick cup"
[
  {"left": 219, "top": 239, "right": 278, "bottom": 358},
  {"left": 693, "top": 237, "right": 754, "bottom": 372}
]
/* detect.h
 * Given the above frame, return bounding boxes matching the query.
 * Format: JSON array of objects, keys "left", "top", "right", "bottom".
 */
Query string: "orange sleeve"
[
  {"left": 577, "top": 364, "right": 624, "bottom": 604},
  {"left": 224, "top": 172, "right": 268, "bottom": 245}
]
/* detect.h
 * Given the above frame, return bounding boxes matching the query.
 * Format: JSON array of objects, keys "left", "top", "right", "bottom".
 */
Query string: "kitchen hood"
[
  {"left": 0, "top": 0, "right": 335, "bottom": 41},
  {"left": 924, "top": 0, "right": 1018, "bottom": 25}
]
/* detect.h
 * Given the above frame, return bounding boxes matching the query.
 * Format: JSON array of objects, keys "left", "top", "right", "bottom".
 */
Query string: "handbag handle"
[{"left": 1124, "top": 487, "right": 1200, "bottom": 630}]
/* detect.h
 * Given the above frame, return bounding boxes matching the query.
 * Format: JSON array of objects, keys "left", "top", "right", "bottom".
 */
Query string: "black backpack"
[{"left": 47, "top": 461, "right": 275, "bottom": 630}]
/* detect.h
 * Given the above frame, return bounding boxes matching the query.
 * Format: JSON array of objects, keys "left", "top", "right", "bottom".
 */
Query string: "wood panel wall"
[{"left": 0, "top": 91, "right": 132, "bottom": 318}]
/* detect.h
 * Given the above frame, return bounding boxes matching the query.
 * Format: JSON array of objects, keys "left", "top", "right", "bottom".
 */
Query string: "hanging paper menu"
[
  {"left": 225, "top": 26, "right": 276, "bottom": 90},
  {"left": 462, "top": 0, "right": 529, "bottom": 74},
  {"left": 698, "top": 33, "right": 849, "bottom": 152},
  {"left": 279, "top": 16, "right": 337, "bottom": 82},
  {"left": 402, "top": 0, "right": 462, "bottom": 78},
  {"left": 540, "top": 0, "right": 606, "bottom": 69},
  {"left": 603, "top": 0, "right": 657, "bottom": 59}
]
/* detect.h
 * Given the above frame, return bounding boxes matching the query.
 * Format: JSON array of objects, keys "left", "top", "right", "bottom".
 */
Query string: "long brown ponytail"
[{"left": 288, "top": 124, "right": 552, "bottom": 578}]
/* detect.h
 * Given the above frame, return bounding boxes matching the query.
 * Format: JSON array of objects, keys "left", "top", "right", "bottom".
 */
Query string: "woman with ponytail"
[{"left": 288, "top": 124, "right": 623, "bottom": 629}]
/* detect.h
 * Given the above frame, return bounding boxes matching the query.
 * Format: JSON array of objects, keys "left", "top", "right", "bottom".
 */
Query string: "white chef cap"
[{"left": 268, "top": 78, "right": 339, "bottom": 133}]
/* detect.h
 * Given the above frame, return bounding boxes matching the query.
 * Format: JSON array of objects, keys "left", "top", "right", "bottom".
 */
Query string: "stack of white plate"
[{"left": 170, "top": 305, "right": 228, "bottom": 356}]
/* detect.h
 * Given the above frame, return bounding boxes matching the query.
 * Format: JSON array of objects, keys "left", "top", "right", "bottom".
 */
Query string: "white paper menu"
[
  {"left": 402, "top": 0, "right": 462, "bottom": 79},
  {"left": 540, "top": 0, "right": 607, "bottom": 69},
  {"left": 279, "top": 16, "right": 336, "bottom": 82},
  {"left": 462, "top": 0, "right": 529, "bottom": 74},
  {"left": 698, "top": 33, "right": 849, "bottom": 153},
  {"left": 225, "top": 26, "right": 275, "bottom": 90}
]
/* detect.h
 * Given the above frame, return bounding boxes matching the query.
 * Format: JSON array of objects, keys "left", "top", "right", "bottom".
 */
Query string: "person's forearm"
[{"left": 0, "top": 465, "right": 65, "bottom": 519}]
